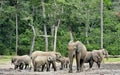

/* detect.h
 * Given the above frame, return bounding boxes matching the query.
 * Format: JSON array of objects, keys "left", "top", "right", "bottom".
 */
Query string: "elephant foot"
[
  {"left": 76, "top": 70, "right": 80, "bottom": 73},
  {"left": 68, "top": 70, "right": 73, "bottom": 73},
  {"left": 46, "top": 69, "right": 50, "bottom": 72},
  {"left": 60, "top": 68, "right": 63, "bottom": 70},
  {"left": 54, "top": 69, "right": 57, "bottom": 71}
]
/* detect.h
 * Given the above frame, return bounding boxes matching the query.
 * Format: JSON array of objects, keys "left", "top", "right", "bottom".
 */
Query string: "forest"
[{"left": 0, "top": 0, "right": 120, "bottom": 56}]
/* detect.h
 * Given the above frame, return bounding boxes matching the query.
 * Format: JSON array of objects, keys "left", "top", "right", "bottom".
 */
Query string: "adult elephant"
[
  {"left": 31, "top": 51, "right": 61, "bottom": 71},
  {"left": 68, "top": 40, "right": 87, "bottom": 73}
]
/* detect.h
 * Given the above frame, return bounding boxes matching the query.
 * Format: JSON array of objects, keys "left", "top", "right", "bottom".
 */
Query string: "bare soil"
[{"left": 0, "top": 61, "right": 120, "bottom": 75}]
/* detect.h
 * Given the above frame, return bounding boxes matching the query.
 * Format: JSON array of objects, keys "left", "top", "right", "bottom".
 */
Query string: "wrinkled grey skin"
[
  {"left": 57, "top": 57, "right": 70, "bottom": 70},
  {"left": 84, "top": 52, "right": 101, "bottom": 69},
  {"left": 34, "top": 56, "right": 55, "bottom": 72},
  {"left": 31, "top": 51, "right": 61, "bottom": 71},
  {"left": 68, "top": 40, "right": 87, "bottom": 73},
  {"left": 11, "top": 55, "right": 31, "bottom": 70}
]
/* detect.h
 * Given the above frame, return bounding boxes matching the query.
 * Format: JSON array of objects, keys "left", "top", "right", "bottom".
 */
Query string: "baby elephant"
[
  {"left": 84, "top": 52, "right": 101, "bottom": 70},
  {"left": 34, "top": 56, "right": 55, "bottom": 72},
  {"left": 57, "top": 57, "right": 70, "bottom": 70},
  {"left": 11, "top": 55, "right": 31, "bottom": 70}
]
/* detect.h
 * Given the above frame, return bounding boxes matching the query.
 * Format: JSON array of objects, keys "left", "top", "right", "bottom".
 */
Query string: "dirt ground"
[{"left": 0, "top": 61, "right": 120, "bottom": 75}]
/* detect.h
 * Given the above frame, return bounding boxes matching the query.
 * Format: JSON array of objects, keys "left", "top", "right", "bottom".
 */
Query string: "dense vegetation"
[{"left": 0, "top": 0, "right": 120, "bottom": 56}]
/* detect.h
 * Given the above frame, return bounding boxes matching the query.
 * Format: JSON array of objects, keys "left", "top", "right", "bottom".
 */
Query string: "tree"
[{"left": 100, "top": 0, "right": 103, "bottom": 49}]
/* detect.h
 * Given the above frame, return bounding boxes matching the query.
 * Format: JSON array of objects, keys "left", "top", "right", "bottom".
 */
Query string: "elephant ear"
[
  {"left": 48, "top": 56, "right": 55, "bottom": 62},
  {"left": 47, "top": 57, "right": 51, "bottom": 62},
  {"left": 75, "top": 44, "right": 79, "bottom": 53},
  {"left": 74, "top": 41, "right": 81, "bottom": 53}
]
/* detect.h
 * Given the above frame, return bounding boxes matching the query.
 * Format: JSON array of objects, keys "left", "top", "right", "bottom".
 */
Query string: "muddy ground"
[{"left": 0, "top": 61, "right": 120, "bottom": 75}]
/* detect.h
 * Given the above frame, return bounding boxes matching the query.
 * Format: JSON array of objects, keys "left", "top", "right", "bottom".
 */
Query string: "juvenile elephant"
[
  {"left": 68, "top": 40, "right": 87, "bottom": 73},
  {"left": 34, "top": 56, "right": 55, "bottom": 72},
  {"left": 57, "top": 57, "right": 70, "bottom": 70},
  {"left": 92, "top": 48, "right": 109, "bottom": 68},
  {"left": 31, "top": 51, "right": 61, "bottom": 71},
  {"left": 84, "top": 52, "right": 101, "bottom": 69},
  {"left": 11, "top": 55, "right": 31, "bottom": 70}
]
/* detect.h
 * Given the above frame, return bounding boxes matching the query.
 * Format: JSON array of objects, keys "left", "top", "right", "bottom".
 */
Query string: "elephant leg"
[
  {"left": 66, "top": 64, "right": 68, "bottom": 68},
  {"left": 49, "top": 63, "right": 51, "bottom": 68},
  {"left": 89, "top": 60, "right": 94, "bottom": 68},
  {"left": 76, "top": 53, "right": 81, "bottom": 72},
  {"left": 60, "top": 62, "right": 64, "bottom": 70},
  {"left": 51, "top": 62, "right": 57, "bottom": 71},
  {"left": 34, "top": 62, "right": 37, "bottom": 71},
  {"left": 41, "top": 64, "right": 45, "bottom": 71},
  {"left": 97, "top": 62, "right": 101, "bottom": 68},
  {"left": 68, "top": 58, "right": 73, "bottom": 73},
  {"left": 19, "top": 63, "right": 24, "bottom": 70},
  {"left": 80, "top": 59, "right": 84, "bottom": 72},
  {"left": 46, "top": 63, "right": 50, "bottom": 71},
  {"left": 14, "top": 65, "right": 18, "bottom": 70},
  {"left": 24, "top": 64, "right": 28, "bottom": 69}
]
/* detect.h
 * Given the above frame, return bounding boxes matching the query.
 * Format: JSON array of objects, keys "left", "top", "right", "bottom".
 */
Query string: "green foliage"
[{"left": 0, "top": 0, "right": 120, "bottom": 56}]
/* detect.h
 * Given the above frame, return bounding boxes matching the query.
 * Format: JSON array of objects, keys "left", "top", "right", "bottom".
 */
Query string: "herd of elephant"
[{"left": 11, "top": 40, "right": 109, "bottom": 73}]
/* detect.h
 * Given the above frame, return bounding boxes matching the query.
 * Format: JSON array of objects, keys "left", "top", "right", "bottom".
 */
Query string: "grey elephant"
[
  {"left": 57, "top": 57, "right": 70, "bottom": 70},
  {"left": 84, "top": 52, "right": 101, "bottom": 69},
  {"left": 92, "top": 48, "right": 109, "bottom": 68},
  {"left": 11, "top": 55, "right": 31, "bottom": 70},
  {"left": 68, "top": 40, "right": 87, "bottom": 73},
  {"left": 31, "top": 51, "right": 61, "bottom": 71},
  {"left": 34, "top": 56, "right": 55, "bottom": 72}
]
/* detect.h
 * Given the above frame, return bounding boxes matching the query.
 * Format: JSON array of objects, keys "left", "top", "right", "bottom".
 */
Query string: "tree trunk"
[
  {"left": 53, "top": 19, "right": 60, "bottom": 52},
  {"left": 51, "top": 25, "right": 55, "bottom": 50},
  {"left": 44, "top": 25, "right": 48, "bottom": 51},
  {"left": 41, "top": 0, "right": 49, "bottom": 51},
  {"left": 41, "top": 0, "right": 46, "bottom": 18},
  {"left": 85, "top": 10, "right": 89, "bottom": 44},
  {"left": 29, "top": 19, "right": 36, "bottom": 56},
  {"left": 100, "top": 0, "right": 103, "bottom": 49},
  {"left": 15, "top": 12, "right": 18, "bottom": 55},
  {"left": 69, "top": 27, "right": 73, "bottom": 41}
]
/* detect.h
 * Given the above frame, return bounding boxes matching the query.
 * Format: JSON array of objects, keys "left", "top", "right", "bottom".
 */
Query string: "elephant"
[
  {"left": 11, "top": 55, "right": 31, "bottom": 70},
  {"left": 31, "top": 51, "right": 61, "bottom": 71},
  {"left": 64, "top": 57, "right": 70, "bottom": 68},
  {"left": 57, "top": 57, "right": 70, "bottom": 70},
  {"left": 92, "top": 48, "right": 109, "bottom": 68},
  {"left": 34, "top": 56, "right": 55, "bottom": 72},
  {"left": 68, "top": 40, "right": 87, "bottom": 73},
  {"left": 84, "top": 52, "right": 102, "bottom": 70}
]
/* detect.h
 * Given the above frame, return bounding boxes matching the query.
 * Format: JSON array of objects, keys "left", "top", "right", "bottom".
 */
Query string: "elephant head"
[
  {"left": 55, "top": 52, "right": 62, "bottom": 60},
  {"left": 47, "top": 56, "right": 56, "bottom": 62},
  {"left": 101, "top": 49, "right": 109, "bottom": 59}
]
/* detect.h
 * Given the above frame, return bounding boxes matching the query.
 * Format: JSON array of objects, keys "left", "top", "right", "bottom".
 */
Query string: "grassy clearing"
[
  {"left": 0, "top": 56, "right": 12, "bottom": 64},
  {"left": 104, "top": 58, "right": 120, "bottom": 63}
]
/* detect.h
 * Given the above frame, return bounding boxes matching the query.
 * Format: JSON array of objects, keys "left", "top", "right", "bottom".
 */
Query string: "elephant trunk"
[
  {"left": 68, "top": 51, "right": 75, "bottom": 73},
  {"left": 105, "top": 54, "right": 109, "bottom": 60}
]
